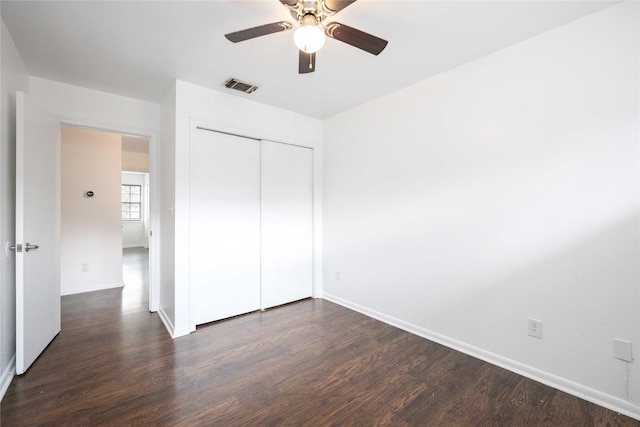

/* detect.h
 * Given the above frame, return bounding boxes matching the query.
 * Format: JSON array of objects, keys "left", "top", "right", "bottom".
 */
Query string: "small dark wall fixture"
[{"left": 85, "top": 191, "right": 95, "bottom": 198}]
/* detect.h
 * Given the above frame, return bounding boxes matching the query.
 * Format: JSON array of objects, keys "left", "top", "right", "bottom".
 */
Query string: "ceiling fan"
[{"left": 224, "top": 0, "right": 388, "bottom": 74}]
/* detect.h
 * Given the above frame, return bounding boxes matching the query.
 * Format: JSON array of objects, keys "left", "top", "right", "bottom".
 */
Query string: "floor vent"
[{"left": 223, "top": 78, "right": 258, "bottom": 94}]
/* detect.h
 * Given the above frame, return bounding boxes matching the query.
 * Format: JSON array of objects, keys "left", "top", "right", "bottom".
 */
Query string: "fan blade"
[
  {"left": 225, "top": 21, "right": 293, "bottom": 43},
  {"left": 323, "top": 0, "right": 357, "bottom": 13},
  {"left": 299, "top": 51, "right": 316, "bottom": 74},
  {"left": 325, "top": 22, "right": 388, "bottom": 55}
]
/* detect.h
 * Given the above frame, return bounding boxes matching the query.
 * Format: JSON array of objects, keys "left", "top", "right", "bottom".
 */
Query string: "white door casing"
[{"left": 15, "top": 91, "right": 61, "bottom": 375}]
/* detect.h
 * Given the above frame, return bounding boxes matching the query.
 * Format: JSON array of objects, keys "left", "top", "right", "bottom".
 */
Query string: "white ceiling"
[{"left": 1, "top": 0, "right": 618, "bottom": 119}]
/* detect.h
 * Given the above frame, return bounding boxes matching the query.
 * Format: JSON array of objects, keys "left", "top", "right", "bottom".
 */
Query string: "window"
[{"left": 122, "top": 184, "right": 142, "bottom": 221}]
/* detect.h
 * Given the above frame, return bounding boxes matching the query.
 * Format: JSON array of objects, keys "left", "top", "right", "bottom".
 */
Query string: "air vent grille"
[{"left": 223, "top": 78, "right": 258, "bottom": 94}]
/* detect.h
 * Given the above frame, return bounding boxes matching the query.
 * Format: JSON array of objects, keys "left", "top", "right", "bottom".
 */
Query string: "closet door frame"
[{"left": 187, "top": 119, "right": 322, "bottom": 332}]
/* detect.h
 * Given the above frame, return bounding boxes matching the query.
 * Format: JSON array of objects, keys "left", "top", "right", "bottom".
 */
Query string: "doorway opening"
[
  {"left": 60, "top": 125, "right": 151, "bottom": 311},
  {"left": 121, "top": 134, "right": 150, "bottom": 311}
]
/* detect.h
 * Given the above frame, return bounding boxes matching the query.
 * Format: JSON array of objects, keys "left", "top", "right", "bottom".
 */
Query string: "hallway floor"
[{"left": 121, "top": 246, "right": 149, "bottom": 314}]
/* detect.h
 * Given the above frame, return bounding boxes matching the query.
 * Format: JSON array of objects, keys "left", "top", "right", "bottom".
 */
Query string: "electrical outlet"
[
  {"left": 613, "top": 338, "right": 633, "bottom": 362},
  {"left": 335, "top": 271, "right": 341, "bottom": 281},
  {"left": 82, "top": 263, "right": 89, "bottom": 272},
  {"left": 528, "top": 318, "right": 543, "bottom": 339}
]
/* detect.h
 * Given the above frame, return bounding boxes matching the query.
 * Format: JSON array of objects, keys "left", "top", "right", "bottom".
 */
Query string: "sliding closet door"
[
  {"left": 190, "top": 129, "right": 261, "bottom": 325},
  {"left": 261, "top": 141, "right": 313, "bottom": 309}
]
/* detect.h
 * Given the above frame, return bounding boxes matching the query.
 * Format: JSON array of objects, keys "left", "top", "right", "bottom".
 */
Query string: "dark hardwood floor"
[{"left": 2, "top": 247, "right": 638, "bottom": 426}]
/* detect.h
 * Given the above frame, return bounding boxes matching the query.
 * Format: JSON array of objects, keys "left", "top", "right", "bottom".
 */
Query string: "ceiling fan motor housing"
[
  {"left": 289, "top": 1, "right": 336, "bottom": 23},
  {"left": 300, "top": 13, "right": 319, "bottom": 27}
]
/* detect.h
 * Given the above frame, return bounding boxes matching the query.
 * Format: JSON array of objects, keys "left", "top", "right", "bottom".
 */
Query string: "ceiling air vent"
[{"left": 223, "top": 77, "right": 258, "bottom": 94}]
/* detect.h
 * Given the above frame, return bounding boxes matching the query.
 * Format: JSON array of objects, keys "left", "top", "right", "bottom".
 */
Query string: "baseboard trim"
[
  {"left": 0, "top": 354, "right": 16, "bottom": 401},
  {"left": 157, "top": 306, "right": 191, "bottom": 338},
  {"left": 155, "top": 306, "right": 175, "bottom": 338},
  {"left": 61, "top": 281, "right": 124, "bottom": 296},
  {"left": 123, "top": 244, "right": 146, "bottom": 249},
  {"left": 157, "top": 306, "right": 175, "bottom": 338},
  {"left": 322, "top": 293, "right": 640, "bottom": 421}
]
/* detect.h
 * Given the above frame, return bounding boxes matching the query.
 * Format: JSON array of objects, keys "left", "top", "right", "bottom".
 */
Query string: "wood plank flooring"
[{"left": 2, "top": 248, "right": 638, "bottom": 426}]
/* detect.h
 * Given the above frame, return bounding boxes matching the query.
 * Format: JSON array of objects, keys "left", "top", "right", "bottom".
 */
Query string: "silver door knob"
[{"left": 24, "top": 243, "right": 39, "bottom": 252}]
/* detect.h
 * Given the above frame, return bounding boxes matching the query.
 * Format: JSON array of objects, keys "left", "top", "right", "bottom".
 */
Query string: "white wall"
[
  {"left": 323, "top": 1, "right": 639, "bottom": 419},
  {"left": 30, "top": 77, "right": 160, "bottom": 133},
  {"left": 61, "top": 126, "right": 123, "bottom": 295},
  {"left": 29, "top": 77, "right": 162, "bottom": 311},
  {"left": 121, "top": 171, "right": 147, "bottom": 248},
  {"left": 122, "top": 150, "right": 149, "bottom": 173},
  {"left": 0, "top": 17, "right": 29, "bottom": 400},
  {"left": 158, "top": 83, "right": 176, "bottom": 333},
  {"left": 169, "top": 80, "right": 323, "bottom": 337}
]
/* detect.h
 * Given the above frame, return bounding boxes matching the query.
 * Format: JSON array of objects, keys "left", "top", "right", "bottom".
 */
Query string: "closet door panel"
[
  {"left": 261, "top": 141, "right": 313, "bottom": 309},
  {"left": 190, "top": 129, "right": 261, "bottom": 325}
]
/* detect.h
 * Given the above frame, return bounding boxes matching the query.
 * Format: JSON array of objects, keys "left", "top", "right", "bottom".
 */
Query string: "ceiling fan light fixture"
[
  {"left": 224, "top": 0, "right": 388, "bottom": 74},
  {"left": 293, "top": 14, "right": 325, "bottom": 53}
]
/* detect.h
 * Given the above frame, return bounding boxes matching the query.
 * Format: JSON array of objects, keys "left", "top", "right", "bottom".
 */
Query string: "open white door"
[{"left": 15, "top": 91, "right": 60, "bottom": 375}]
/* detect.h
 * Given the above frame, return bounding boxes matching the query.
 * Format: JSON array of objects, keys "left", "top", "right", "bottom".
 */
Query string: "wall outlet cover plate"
[{"left": 613, "top": 339, "right": 633, "bottom": 362}]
